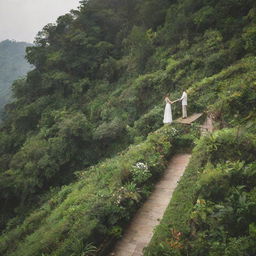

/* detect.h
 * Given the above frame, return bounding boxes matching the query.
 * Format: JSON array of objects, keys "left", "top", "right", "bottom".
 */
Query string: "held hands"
[
  {"left": 171, "top": 99, "right": 180, "bottom": 104},
  {"left": 164, "top": 97, "right": 179, "bottom": 104}
]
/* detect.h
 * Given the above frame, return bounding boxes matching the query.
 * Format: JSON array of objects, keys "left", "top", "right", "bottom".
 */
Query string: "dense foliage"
[
  {"left": 0, "top": 125, "right": 182, "bottom": 256},
  {"left": 145, "top": 129, "right": 256, "bottom": 256},
  {"left": 0, "top": 40, "right": 32, "bottom": 119},
  {"left": 0, "top": 0, "right": 256, "bottom": 255}
]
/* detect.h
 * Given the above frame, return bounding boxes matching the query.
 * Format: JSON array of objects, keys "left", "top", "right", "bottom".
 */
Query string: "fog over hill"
[{"left": 0, "top": 40, "right": 32, "bottom": 118}]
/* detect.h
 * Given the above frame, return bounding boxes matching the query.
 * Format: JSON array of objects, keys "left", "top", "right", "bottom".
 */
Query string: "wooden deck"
[{"left": 175, "top": 113, "right": 204, "bottom": 125}]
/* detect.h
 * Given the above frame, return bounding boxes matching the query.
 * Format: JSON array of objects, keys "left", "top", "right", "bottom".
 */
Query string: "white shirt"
[{"left": 180, "top": 91, "right": 187, "bottom": 106}]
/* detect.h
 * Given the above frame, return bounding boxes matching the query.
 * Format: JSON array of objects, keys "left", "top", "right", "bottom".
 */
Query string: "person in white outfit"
[
  {"left": 163, "top": 96, "right": 173, "bottom": 124},
  {"left": 180, "top": 90, "right": 188, "bottom": 118}
]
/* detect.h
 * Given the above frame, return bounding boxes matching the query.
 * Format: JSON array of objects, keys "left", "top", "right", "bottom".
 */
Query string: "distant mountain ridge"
[{"left": 0, "top": 40, "right": 32, "bottom": 117}]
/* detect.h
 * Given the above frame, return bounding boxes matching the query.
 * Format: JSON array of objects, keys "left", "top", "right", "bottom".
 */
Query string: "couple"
[{"left": 163, "top": 90, "right": 187, "bottom": 124}]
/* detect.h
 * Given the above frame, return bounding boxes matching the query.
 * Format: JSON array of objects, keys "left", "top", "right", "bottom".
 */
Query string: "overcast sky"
[{"left": 0, "top": 0, "right": 80, "bottom": 43}]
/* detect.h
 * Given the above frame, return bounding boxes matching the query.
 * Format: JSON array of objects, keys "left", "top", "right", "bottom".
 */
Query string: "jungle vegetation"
[{"left": 0, "top": 0, "right": 256, "bottom": 255}]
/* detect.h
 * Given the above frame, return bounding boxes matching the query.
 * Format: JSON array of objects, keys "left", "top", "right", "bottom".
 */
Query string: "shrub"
[
  {"left": 242, "top": 24, "right": 256, "bottom": 54},
  {"left": 145, "top": 128, "right": 256, "bottom": 256},
  {"left": 0, "top": 125, "right": 180, "bottom": 256}
]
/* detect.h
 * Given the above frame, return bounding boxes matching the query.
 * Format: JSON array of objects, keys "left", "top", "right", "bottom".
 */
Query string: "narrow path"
[{"left": 111, "top": 154, "right": 191, "bottom": 256}]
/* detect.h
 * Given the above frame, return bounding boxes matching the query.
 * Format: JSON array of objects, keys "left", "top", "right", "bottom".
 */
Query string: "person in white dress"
[
  {"left": 180, "top": 90, "right": 188, "bottom": 118},
  {"left": 163, "top": 96, "right": 174, "bottom": 124}
]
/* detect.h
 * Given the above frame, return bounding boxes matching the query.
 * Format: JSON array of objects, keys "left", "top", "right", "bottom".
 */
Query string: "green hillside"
[
  {"left": 0, "top": 40, "right": 32, "bottom": 118},
  {"left": 0, "top": 0, "right": 256, "bottom": 255}
]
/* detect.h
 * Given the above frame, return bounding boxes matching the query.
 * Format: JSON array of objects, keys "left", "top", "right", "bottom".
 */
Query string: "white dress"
[{"left": 163, "top": 99, "right": 173, "bottom": 124}]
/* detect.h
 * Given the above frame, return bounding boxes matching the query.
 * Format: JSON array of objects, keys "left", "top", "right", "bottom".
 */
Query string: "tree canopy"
[{"left": 0, "top": 0, "right": 256, "bottom": 255}]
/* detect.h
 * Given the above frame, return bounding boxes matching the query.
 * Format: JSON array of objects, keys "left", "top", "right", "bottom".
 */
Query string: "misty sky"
[{"left": 0, "top": 0, "right": 80, "bottom": 43}]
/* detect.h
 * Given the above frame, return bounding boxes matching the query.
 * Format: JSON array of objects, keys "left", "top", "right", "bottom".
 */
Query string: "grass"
[
  {"left": 0, "top": 124, "right": 183, "bottom": 256},
  {"left": 144, "top": 128, "right": 256, "bottom": 256}
]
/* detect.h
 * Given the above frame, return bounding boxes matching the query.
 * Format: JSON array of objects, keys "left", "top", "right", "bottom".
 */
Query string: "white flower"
[
  {"left": 170, "top": 127, "right": 178, "bottom": 136},
  {"left": 134, "top": 162, "right": 148, "bottom": 170}
]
